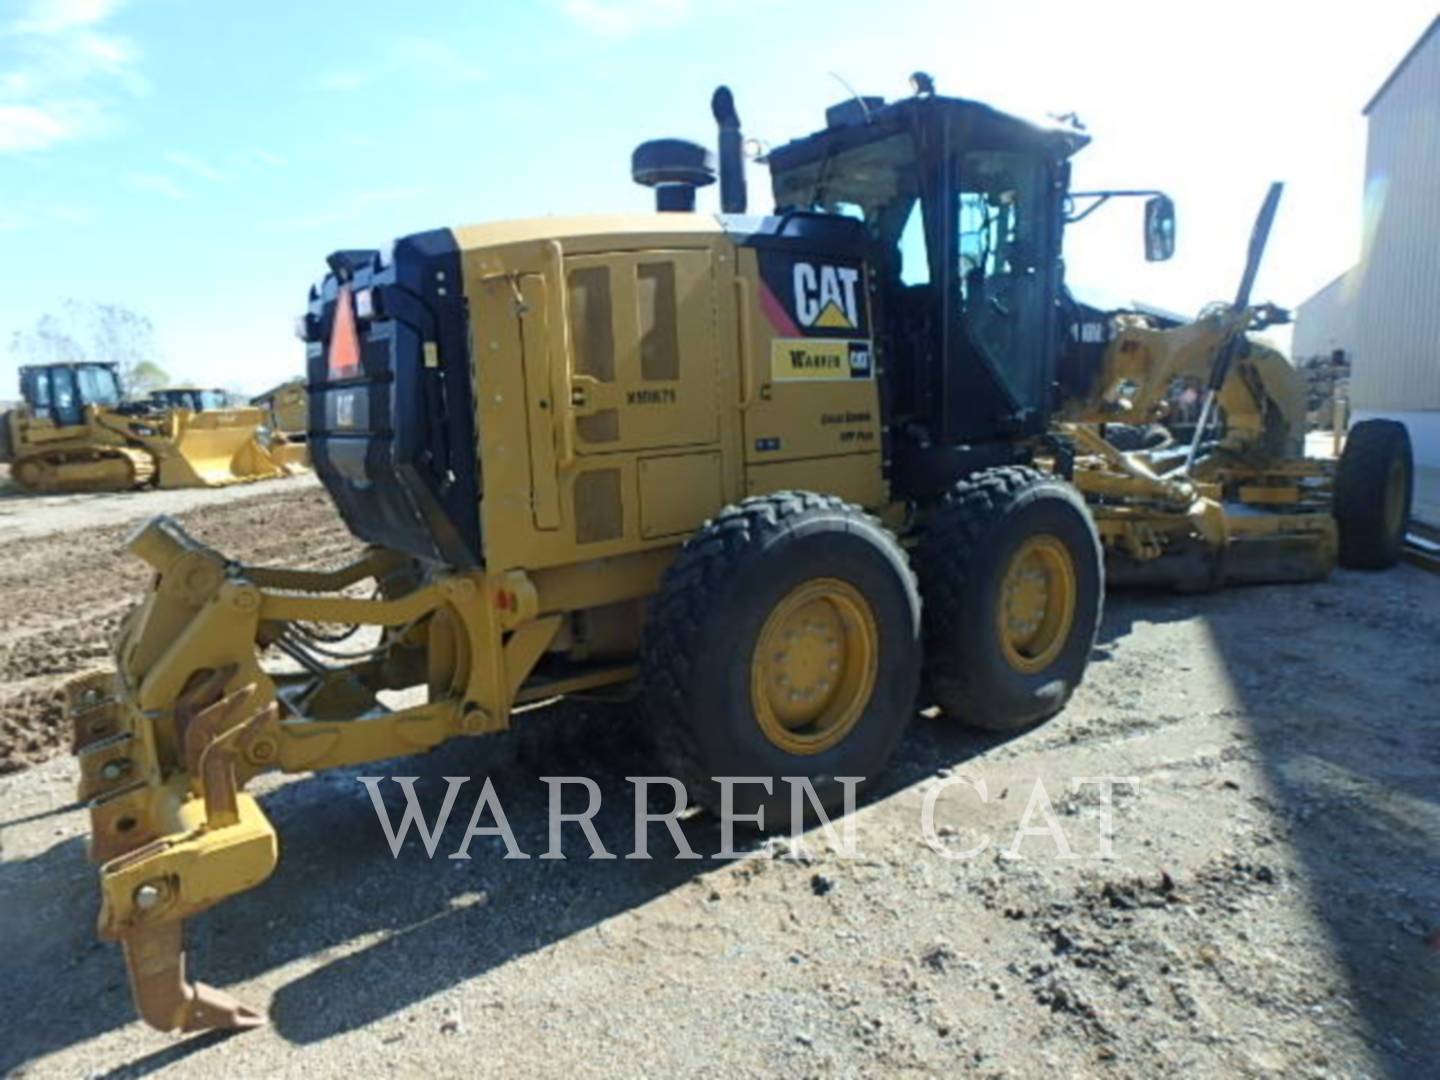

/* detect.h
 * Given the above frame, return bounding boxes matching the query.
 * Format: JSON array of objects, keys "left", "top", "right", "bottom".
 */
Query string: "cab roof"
[{"left": 767, "top": 93, "right": 1090, "bottom": 175}]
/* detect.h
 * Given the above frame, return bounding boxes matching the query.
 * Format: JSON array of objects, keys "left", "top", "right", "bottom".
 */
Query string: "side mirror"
[{"left": 1144, "top": 195, "right": 1176, "bottom": 262}]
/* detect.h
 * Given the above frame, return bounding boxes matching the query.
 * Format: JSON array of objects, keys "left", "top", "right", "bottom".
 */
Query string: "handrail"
[
  {"left": 545, "top": 240, "right": 577, "bottom": 471},
  {"left": 735, "top": 277, "right": 756, "bottom": 411}
]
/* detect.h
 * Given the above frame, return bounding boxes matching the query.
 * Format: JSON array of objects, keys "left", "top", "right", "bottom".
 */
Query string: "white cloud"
[
  {"left": 249, "top": 145, "right": 287, "bottom": 168},
  {"left": 560, "top": 0, "right": 691, "bottom": 36},
  {"left": 319, "top": 70, "right": 370, "bottom": 93},
  {"left": 8, "top": 0, "right": 125, "bottom": 36},
  {"left": 126, "top": 171, "right": 189, "bottom": 201},
  {"left": 0, "top": 103, "right": 71, "bottom": 151},
  {"left": 49, "top": 203, "right": 95, "bottom": 224},
  {"left": 391, "top": 37, "right": 486, "bottom": 85},
  {"left": 0, "top": 199, "right": 98, "bottom": 228},
  {"left": 165, "top": 150, "right": 227, "bottom": 182},
  {"left": 0, "top": 0, "right": 141, "bottom": 153},
  {"left": 318, "top": 37, "right": 486, "bottom": 92}
]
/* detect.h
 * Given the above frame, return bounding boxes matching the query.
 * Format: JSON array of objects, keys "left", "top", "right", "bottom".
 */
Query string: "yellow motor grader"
[
  {"left": 64, "top": 80, "right": 1411, "bottom": 1034},
  {"left": 0, "top": 362, "right": 292, "bottom": 493},
  {"left": 1055, "top": 182, "right": 1413, "bottom": 589}
]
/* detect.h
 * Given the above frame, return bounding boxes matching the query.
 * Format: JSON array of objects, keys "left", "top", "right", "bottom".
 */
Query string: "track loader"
[
  {"left": 65, "top": 79, "right": 1409, "bottom": 1033},
  {"left": 0, "top": 363, "right": 292, "bottom": 493}
]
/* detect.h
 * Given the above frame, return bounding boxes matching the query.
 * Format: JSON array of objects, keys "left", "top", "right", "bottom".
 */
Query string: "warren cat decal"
[{"left": 770, "top": 339, "right": 873, "bottom": 382}]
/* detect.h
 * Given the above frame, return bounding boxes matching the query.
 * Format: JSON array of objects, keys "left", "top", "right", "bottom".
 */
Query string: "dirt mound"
[{"left": 0, "top": 488, "right": 360, "bottom": 773}]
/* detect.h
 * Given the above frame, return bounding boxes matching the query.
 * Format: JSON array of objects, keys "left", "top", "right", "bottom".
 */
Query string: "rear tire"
[
  {"left": 915, "top": 466, "right": 1103, "bottom": 731},
  {"left": 641, "top": 492, "right": 921, "bottom": 829},
  {"left": 1335, "top": 419, "right": 1412, "bottom": 569}
]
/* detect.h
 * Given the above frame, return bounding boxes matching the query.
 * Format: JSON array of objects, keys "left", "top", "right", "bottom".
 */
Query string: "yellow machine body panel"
[{"left": 451, "top": 215, "right": 888, "bottom": 573}]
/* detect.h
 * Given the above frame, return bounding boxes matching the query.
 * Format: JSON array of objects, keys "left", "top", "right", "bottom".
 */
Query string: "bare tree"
[
  {"left": 8, "top": 314, "right": 86, "bottom": 367},
  {"left": 7, "top": 301, "right": 168, "bottom": 396}
]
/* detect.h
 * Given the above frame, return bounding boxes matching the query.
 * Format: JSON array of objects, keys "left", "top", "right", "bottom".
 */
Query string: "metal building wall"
[
  {"left": 1292, "top": 270, "right": 1356, "bottom": 361},
  {"left": 1351, "top": 23, "right": 1440, "bottom": 413}
]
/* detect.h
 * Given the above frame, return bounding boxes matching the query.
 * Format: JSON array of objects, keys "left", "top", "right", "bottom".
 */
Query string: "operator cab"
[
  {"left": 19, "top": 362, "right": 123, "bottom": 427},
  {"left": 766, "top": 92, "right": 1088, "bottom": 496},
  {"left": 149, "top": 387, "right": 232, "bottom": 412}
]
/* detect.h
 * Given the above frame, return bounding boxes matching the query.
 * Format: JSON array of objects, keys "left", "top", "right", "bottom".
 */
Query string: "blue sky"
[{"left": 1, "top": 0, "right": 1434, "bottom": 396}]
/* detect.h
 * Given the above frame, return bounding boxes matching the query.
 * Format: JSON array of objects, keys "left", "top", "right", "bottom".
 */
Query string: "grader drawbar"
[
  {"left": 67, "top": 79, "right": 1410, "bottom": 1033},
  {"left": 1056, "top": 183, "right": 1413, "bottom": 589}
]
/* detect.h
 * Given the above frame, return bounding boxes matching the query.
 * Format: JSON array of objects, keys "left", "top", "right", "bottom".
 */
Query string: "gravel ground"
[
  {"left": 0, "top": 482, "right": 354, "bottom": 774},
  {"left": 0, "top": 486, "right": 1437, "bottom": 1077},
  {"left": 0, "top": 463, "right": 320, "bottom": 543}
]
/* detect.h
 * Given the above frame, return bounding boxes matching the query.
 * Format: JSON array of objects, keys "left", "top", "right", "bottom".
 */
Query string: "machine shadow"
[
  {"left": 1090, "top": 586, "right": 1197, "bottom": 655},
  {"left": 250, "top": 706, "right": 1007, "bottom": 1044},
  {"left": 0, "top": 830, "right": 141, "bottom": 1075},
  {"left": 0, "top": 697, "right": 1007, "bottom": 1068},
  {"left": 1163, "top": 572, "right": 1439, "bottom": 1076}
]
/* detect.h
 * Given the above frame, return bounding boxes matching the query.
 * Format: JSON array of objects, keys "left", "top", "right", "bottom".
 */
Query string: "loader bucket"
[
  {"left": 269, "top": 436, "right": 310, "bottom": 473},
  {"left": 154, "top": 408, "right": 288, "bottom": 488}
]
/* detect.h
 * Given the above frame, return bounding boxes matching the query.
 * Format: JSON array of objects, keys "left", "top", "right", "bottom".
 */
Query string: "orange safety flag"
[{"left": 328, "top": 284, "right": 361, "bottom": 379}]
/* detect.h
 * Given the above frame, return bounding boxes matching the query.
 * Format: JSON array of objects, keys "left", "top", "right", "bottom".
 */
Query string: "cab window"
[
  {"left": 76, "top": 365, "right": 121, "bottom": 407},
  {"left": 956, "top": 150, "right": 1049, "bottom": 411},
  {"left": 50, "top": 366, "right": 81, "bottom": 426}
]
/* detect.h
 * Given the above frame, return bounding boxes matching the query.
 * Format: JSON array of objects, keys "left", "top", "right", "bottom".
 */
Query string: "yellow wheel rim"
[
  {"left": 1384, "top": 457, "right": 1407, "bottom": 537},
  {"left": 997, "top": 535, "right": 1077, "bottom": 674},
  {"left": 751, "top": 578, "right": 879, "bottom": 756}
]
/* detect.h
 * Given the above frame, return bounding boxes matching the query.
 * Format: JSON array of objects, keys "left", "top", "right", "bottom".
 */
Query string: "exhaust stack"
[{"left": 711, "top": 85, "right": 747, "bottom": 214}]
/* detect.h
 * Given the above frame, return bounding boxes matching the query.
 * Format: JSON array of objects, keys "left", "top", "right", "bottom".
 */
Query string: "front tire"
[
  {"left": 915, "top": 466, "right": 1103, "bottom": 731},
  {"left": 641, "top": 492, "right": 922, "bottom": 829}
]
